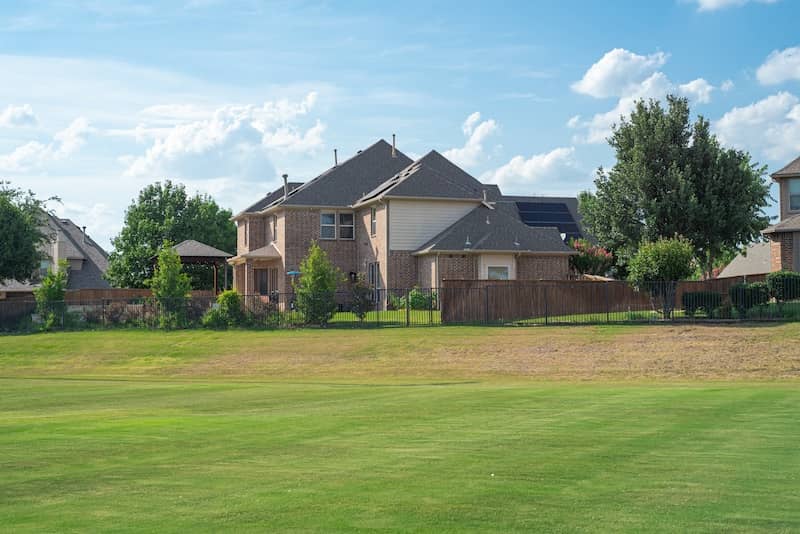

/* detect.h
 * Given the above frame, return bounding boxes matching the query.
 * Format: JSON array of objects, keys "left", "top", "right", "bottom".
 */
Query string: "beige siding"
[{"left": 388, "top": 199, "right": 478, "bottom": 250}]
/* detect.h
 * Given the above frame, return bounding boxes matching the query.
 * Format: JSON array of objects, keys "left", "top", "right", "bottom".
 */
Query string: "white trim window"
[
  {"left": 320, "top": 212, "right": 336, "bottom": 239},
  {"left": 370, "top": 207, "right": 377, "bottom": 236},
  {"left": 271, "top": 215, "right": 278, "bottom": 243},
  {"left": 339, "top": 212, "right": 355, "bottom": 240},
  {"left": 487, "top": 266, "right": 510, "bottom": 280},
  {"left": 790, "top": 179, "right": 800, "bottom": 212}
]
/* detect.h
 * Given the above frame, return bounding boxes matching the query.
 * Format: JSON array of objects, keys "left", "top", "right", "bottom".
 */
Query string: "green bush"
[
  {"left": 729, "top": 282, "right": 770, "bottom": 316},
  {"left": 766, "top": 271, "right": 800, "bottom": 305},
  {"left": 350, "top": 275, "right": 373, "bottom": 322},
  {"left": 398, "top": 287, "right": 436, "bottom": 310},
  {"left": 628, "top": 237, "right": 695, "bottom": 318},
  {"left": 34, "top": 260, "right": 68, "bottom": 331},
  {"left": 681, "top": 291, "right": 722, "bottom": 317},
  {"left": 146, "top": 244, "right": 191, "bottom": 329},
  {"left": 293, "top": 242, "right": 341, "bottom": 326},
  {"left": 202, "top": 290, "right": 245, "bottom": 329}
]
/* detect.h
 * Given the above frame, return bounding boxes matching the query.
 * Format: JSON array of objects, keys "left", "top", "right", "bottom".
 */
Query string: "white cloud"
[
  {"left": 0, "top": 117, "right": 93, "bottom": 171},
  {"left": 721, "top": 79, "right": 735, "bottom": 92},
  {"left": 571, "top": 48, "right": 668, "bottom": 98},
  {"left": 443, "top": 112, "right": 498, "bottom": 168},
  {"left": 481, "top": 146, "right": 579, "bottom": 193},
  {"left": 0, "top": 104, "right": 37, "bottom": 127},
  {"left": 757, "top": 46, "right": 800, "bottom": 85},
  {"left": 714, "top": 91, "right": 800, "bottom": 160},
  {"left": 691, "top": 0, "right": 778, "bottom": 12},
  {"left": 679, "top": 78, "right": 714, "bottom": 104},
  {"left": 122, "top": 92, "right": 325, "bottom": 181}
]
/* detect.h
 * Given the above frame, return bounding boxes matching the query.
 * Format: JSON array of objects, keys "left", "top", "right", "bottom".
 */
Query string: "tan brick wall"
[
  {"left": 356, "top": 204, "right": 388, "bottom": 286},
  {"left": 388, "top": 251, "right": 417, "bottom": 289},
  {"left": 236, "top": 220, "right": 247, "bottom": 254},
  {"left": 769, "top": 232, "right": 794, "bottom": 271},
  {"left": 439, "top": 254, "right": 478, "bottom": 281},
  {"left": 283, "top": 208, "right": 357, "bottom": 291},
  {"left": 517, "top": 255, "right": 571, "bottom": 280}
]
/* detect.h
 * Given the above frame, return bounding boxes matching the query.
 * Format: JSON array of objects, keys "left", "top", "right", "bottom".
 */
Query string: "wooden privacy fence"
[{"left": 440, "top": 276, "right": 765, "bottom": 324}]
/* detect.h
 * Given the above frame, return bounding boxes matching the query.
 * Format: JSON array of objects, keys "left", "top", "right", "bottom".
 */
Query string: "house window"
[
  {"left": 320, "top": 212, "right": 336, "bottom": 239},
  {"left": 487, "top": 266, "right": 509, "bottom": 280},
  {"left": 370, "top": 207, "right": 377, "bottom": 236},
  {"left": 339, "top": 212, "right": 354, "bottom": 239},
  {"left": 39, "top": 259, "right": 51, "bottom": 279},
  {"left": 790, "top": 179, "right": 800, "bottom": 212},
  {"left": 243, "top": 221, "right": 249, "bottom": 247},
  {"left": 271, "top": 215, "right": 278, "bottom": 243},
  {"left": 254, "top": 268, "right": 279, "bottom": 296},
  {"left": 368, "top": 262, "right": 381, "bottom": 288}
]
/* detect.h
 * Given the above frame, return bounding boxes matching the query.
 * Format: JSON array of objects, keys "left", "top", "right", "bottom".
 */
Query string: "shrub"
[
  {"left": 34, "top": 260, "right": 68, "bottom": 331},
  {"left": 399, "top": 287, "right": 436, "bottom": 310},
  {"left": 569, "top": 238, "right": 614, "bottom": 276},
  {"left": 146, "top": 244, "right": 191, "bottom": 329},
  {"left": 202, "top": 290, "right": 244, "bottom": 329},
  {"left": 681, "top": 291, "right": 722, "bottom": 317},
  {"left": 293, "top": 241, "right": 341, "bottom": 326},
  {"left": 766, "top": 271, "right": 800, "bottom": 306},
  {"left": 350, "top": 275, "right": 373, "bottom": 322},
  {"left": 729, "top": 282, "right": 770, "bottom": 316},
  {"left": 628, "top": 237, "right": 695, "bottom": 318}
]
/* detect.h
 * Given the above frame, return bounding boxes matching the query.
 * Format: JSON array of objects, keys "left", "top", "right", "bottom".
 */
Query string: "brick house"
[
  {"left": 765, "top": 155, "right": 800, "bottom": 271},
  {"left": 229, "top": 138, "right": 582, "bottom": 295}
]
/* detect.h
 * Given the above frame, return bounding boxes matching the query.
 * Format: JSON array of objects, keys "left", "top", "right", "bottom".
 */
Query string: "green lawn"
[{"left": 2, "top": 327, "right": 800, "bottom": 532}]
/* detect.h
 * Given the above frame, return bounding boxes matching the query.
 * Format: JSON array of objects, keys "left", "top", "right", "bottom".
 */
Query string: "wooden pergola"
[{"left": 169, "top": 240, "right": 233, "bottom": 294}]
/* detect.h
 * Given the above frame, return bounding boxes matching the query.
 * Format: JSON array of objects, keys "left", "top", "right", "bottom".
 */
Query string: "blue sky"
[{"left": 2, "top": 0, "right": 800, "bottom": 249}]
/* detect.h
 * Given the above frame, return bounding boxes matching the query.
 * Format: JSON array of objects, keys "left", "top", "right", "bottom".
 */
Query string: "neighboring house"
[
  {"left": 717, "top": 241, "right": 770, "bottom": 279},
  {"left": 764, "top": 155, "right": 800, "bottom": 271},
  {"left": 229, "top": 138, "right": 583, "bottom": 295},
  {"left": 0, "top": 213, "right": 110, "bottom": 298}
]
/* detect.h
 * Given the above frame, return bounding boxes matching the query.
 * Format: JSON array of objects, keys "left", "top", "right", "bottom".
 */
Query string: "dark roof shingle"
[{"left": 772, "top": 155, "right": 800, "bottom": 179}]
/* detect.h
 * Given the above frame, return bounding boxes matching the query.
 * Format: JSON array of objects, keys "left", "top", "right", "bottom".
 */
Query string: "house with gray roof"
[
  {"left": 764, "top": 154, "right": 800, "bottom": 272},
  {"left": 0, "top": 213, "right": 110, "bottom": 298},
  {"left": 229, "top": 137, "right": 584, "bottom": 296}
]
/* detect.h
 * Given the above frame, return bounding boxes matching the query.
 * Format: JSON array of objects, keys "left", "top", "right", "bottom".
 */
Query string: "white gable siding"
[{"left": 388, "top": 199, "right": 479, "bottom": 250}]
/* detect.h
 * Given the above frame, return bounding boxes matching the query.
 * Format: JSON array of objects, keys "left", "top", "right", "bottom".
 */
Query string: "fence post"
[
  {"left": 375, "top": 288, "right": 380, "bottom": 328},
  {"left": 484, "top": 286, "right": 489, "bottom": 324},
  {"left": 405, "top": 288, "right": 410, "bottom": 327},
  {"left": 544, "top": 285, "right": 549, "bottom": 326},
  {"left": 429, "top": 288, "right": 434, "bottom": 326},
  {"left": 605, "top": 283, "right": 610, "bottom": 323}
]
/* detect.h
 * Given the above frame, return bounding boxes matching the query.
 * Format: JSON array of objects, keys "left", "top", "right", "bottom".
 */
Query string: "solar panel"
[{"left": 515, "top": 202, "right": 583, "bottom": 240}]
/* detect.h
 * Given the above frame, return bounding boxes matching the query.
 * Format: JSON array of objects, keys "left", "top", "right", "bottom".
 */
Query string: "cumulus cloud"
[
  {"left": 443, "top": 112, "right": 498, "bottom": 168},
  {"left": 757, "top": 46, "right": 800, "bottom": 85},
  {"left": 679, "top": 78, "right": 714, "bottom": 104},
  {"left": 481, "top": 146, "right": 581, "bottom": 194},
  {"left": 691, "top": 0, "right": 778, "bottom": 11},
  {"left": 714, "top": 91, "right": 800, "bottom": 160},
  {"left": 0, "top": 117, "right": 93, "bottom": 171},
  {"left": 570, "top": 48, "right": 715, "bottom": 143},
  {"left": 571, "top": 48, "right": 668, "bottom": 98},
  {"left": 0, "top": 104, "right": 37, "bottom": 127},
  {"left": 122, "top": 92, "right": 325, "bottom": 181},
  {"left": 721, "top": 79, "right": 735, "bottom": 92}
]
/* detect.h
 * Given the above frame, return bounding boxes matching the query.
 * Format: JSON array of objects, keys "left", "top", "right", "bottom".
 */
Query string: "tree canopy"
[
  {"left": 106, "top": 181, "right": 236, "bottom": 288},
  {"left": 578, "top": 95, "right": 771, "bottom": 278},
  {"left": 0, "top": 182, "right": 51, "bottom": 283}
]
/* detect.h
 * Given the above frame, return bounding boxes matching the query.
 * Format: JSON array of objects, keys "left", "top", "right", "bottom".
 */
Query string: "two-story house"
[
  {"left": 765, "top": 155, "right": 800, "bottom": 271},
  {"left": 229, "top": 138, "right": 582, "bottom": 295}
]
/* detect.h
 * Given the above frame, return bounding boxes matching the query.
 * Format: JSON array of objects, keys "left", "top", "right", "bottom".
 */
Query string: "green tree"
[
  {"left": 569, "top": 238, "right": 614, "bottom": 276},
  {"left": 579, "top": 96, "right": 770, "bottom": 278},
  {"left": 0, "top": 183, "right": 51, "bottom": 283},
  {"left": 34, "top": 260, "right": 68, "bottom": 330},
  {"left": 147, "top": 243, "right": 191, "bottom": 329},
  {"left": 628, "top": 237, "right": 695, "bottom": 318},
  {"left": 106, "top": 181, "right": 235, "bottom": 288},
  {"left": 350, "top": 274, "right": 373, "bottom": 323},
  {"left": 293, "top": 242, "right": 341, "bottom": 326}
]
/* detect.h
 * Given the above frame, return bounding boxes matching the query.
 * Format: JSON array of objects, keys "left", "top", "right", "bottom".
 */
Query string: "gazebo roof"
[{"left": 170, "top": 240, "right": 233, "bottom": 264}]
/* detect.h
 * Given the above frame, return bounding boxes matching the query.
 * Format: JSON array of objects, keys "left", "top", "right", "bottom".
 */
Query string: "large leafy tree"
[
  {"left": 579, "top": 95, "right": 770, "bottom": 278},
  {"left": 106, "top": 181, "right": 236, "bottom": 288},
  {"left": 0, "top": 182, "right": 51, "bottom": 283}
]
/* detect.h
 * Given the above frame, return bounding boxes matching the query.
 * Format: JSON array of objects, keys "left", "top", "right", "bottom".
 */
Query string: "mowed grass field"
[{"left": 2, "top": 325, "right": 800, "bottom": 532}]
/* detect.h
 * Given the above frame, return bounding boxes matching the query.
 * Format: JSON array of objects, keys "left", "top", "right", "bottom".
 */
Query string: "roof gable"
[{"left": 772, "top": 155, "right": 800, "bottom": 178}]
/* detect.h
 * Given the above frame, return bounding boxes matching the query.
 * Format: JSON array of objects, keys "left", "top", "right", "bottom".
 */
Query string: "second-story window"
[
  {"left": 370, "top": 207, "right": 377, "bottom": 236},
  {"left": 339, "top": 212, "right": 354, "bottom": 239},
  {"left": 790, "top": 179, "right": 800, "bottom": 211},
  {"left": 320, "top": 212, "right": 336, "bottom": 239},
  {"left": 271, "top": 215, "right": 278, "bottom": 243}
]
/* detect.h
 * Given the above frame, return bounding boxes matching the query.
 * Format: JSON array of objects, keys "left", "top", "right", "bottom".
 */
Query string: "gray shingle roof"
[
  {"left": 172, "top": 239, "right": 232, "bottom": 258},
  {"left": 239, "top": 182, "right": 302, "bottom": 215},
  {"left": 273, "top": 139, "right": 412, "bottom": 208},
  {"left": 772, "top": 155, "right": 800, "bottom": 179},
  {"left": 51, "top": 216, "right": 111, "bottom": 290},
  {"left": 415, "top": 202, "right": 574, "bottom": 255},
  {"left": 764, "top": 213, "right": 800, "bottom": 234},
  {"left": 357, "top": 150, "right": 487, "bottom": 204},
  {"left": 717, "top": 241, "right": 771, "bottom": 278}
]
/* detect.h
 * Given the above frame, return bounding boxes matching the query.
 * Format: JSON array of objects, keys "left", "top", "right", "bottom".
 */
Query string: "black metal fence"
[{"left": 2, "top": 277, "right": 800, "bottom": 333}]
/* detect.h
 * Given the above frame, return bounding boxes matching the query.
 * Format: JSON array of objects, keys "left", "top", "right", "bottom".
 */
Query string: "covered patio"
[
  {"left": 227, "top": 243, "right": 284, "bottom": 296},
  {"left": 170, "top": 240, "right": 234, "bottom": 294}
]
